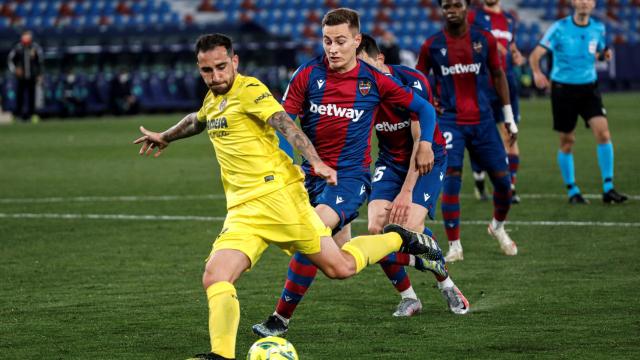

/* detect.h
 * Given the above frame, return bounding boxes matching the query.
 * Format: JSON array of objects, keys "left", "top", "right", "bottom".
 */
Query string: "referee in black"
[{"left": 529, "top": 0, "right": 627, "bottom": 204}]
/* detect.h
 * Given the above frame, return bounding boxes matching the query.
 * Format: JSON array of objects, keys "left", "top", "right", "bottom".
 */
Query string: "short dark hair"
[
  {"left": 322, "top": 8, "right": 360, "bottom": 32},
  {"left": 356, "top": 33, "right": 380, "bottom": 58},
  {"left": 438, "top": 0, "right": 468, "bottom": 6},
  {"left": 195, "top": 33, "right": 234, "bottom": 56}
]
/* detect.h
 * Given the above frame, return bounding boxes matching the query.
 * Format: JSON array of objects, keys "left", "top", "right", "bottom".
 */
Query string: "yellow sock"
[
  {"left": 206, "top": 281, "right": 240, "bottom": 359},
  {"left": 341, "top": 233, "right": 402, "bottom": 273}
]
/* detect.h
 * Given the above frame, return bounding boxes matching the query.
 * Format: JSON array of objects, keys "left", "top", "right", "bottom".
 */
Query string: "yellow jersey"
[{"left": 197, "top": 74, "right": 304, "bottom": 209}]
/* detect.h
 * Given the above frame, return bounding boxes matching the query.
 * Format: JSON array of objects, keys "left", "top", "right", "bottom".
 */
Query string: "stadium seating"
[
  {"left": 0, "top": 0, "right": 637, "bottom": 51},
  {"left": 1, "top": 1, "right": 639, "bottom": 117}
]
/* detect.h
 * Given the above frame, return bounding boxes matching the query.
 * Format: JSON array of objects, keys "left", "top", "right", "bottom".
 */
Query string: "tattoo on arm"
[
  {"left": 268, "top": 111, "right": 322, "bottom": 164},
  {"left": 161, "top": 112, "right": 206, "bottom": 142}
]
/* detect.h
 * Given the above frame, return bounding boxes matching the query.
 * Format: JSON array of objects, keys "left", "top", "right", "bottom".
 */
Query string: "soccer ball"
[{"left": 246, "top": 336, "right": 298, "bottom": 360}]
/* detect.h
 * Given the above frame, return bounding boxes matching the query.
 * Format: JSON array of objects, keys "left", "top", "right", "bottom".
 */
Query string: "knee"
[
  {"left": 202, "top": 268, "right": 235, "bottom": 290},
  {"left": 489, "top": 171, "right": 511, "bottom": 191},
  {"left": 595, "top": 129, "right": 611, "bottom": 144},
  {"left": 322, "top": 263, "right": 353, "bottom": 280},
  {"left": 446, "top": 167, "right": 462, "bottom": 178},
  {"left": 559, "top": 135, "right": 575, "bottom": 152}
]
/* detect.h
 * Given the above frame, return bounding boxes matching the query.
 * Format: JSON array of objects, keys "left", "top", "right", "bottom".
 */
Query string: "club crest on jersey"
[
  {"left": 473, "top": 41, "right": 483, "bottom": 53},
  {"left": 440, "top": 48, "right": 447, "bottom": 56},
  {"left": 358, "top": 80, "right": 372, "bottom": 96},
  {"left": 219, "top": 98, "right": 227, "bottom": 111}
]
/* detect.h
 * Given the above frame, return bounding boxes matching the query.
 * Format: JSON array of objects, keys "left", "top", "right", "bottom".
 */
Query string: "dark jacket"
[{"left": 8, "top": 42, "right": 44, "bottom": 80}]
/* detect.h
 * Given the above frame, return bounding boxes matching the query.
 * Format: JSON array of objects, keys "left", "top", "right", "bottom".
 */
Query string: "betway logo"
[
  {"left": 441, "top": 63, "right": 482, "bottom": 76},
  {"left": 309, "top": 101, "right": 364, "bottom": 122},
  {"left": 491, "top": 29, "right": 513, "bottom": 42},
  {"left": 375, "top": 120, "right": 410, "bottom": 132}
]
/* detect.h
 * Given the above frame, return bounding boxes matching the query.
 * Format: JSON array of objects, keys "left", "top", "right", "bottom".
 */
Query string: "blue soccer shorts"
[
  {"left": 304, "top": 171, "right": 371, "bottom": 233},
  {"left": 370, "top": 149, "right": 447, "bottom": 220},
  {"left": 440, "top": 120, "right": 508, "bottom": 173}
]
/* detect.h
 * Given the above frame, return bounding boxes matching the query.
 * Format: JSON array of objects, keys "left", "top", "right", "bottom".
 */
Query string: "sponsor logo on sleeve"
[{"left": 254, "top": 92, "right": 273, "bottom": 104}]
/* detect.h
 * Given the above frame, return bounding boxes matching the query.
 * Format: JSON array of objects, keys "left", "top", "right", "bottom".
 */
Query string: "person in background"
[
  {"left": 7, "top": 30, "right": 44, "bottom": 123},
  {"left": 529, "top": 0, "right": 627, "bottom": 204},
  {"left": 417, "top": 0, "right": 519, "bottom": 262},
  {"left": 111, "top": 67, "right": 139, "bottom": 116},
  {"left": 468, "top": 0, "right": 526, "bottom": 203},
  {"left": 379, "top": 30, "right": 401, "bottom": 65}
]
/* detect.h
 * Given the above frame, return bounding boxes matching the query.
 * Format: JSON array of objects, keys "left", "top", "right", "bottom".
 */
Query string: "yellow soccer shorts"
[{"left": 209, "top": 181, "right": 331, "bottom": 268}]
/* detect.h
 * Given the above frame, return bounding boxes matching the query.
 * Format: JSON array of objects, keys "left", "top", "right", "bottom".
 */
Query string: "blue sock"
[
  {"left": 597, "top": 142, "right": 614, "bottom": 193},
  {"left": 557, "top": 150, "right": 580, "bottom": 197}
]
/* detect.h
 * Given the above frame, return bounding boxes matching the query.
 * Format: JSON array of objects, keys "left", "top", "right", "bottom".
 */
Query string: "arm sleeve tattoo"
[
  {"left": 267, "top": 111, "right": 322, "bottom": 164},
  {"left": 161, "top": 112, "right": 206, "bottom": 143}
]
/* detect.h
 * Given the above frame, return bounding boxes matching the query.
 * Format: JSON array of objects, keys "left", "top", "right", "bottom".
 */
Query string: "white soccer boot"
[
  {"left": 439, "top": 285, "right": 470, "bottom": 315},
  {"left": 392, "top": 297, "right": 423, "bottom": 317},
  {"left": 444, "top": 241, "right": 464, "bottom": 262},
  {"left": 487, "top": 223, "right": 518, "bottom": 256}
]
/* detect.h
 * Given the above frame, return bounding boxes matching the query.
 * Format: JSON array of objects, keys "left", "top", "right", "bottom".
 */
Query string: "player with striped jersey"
[
  {"left": 417, "top": 0, "right": 518, "bottom": 262},
  {"left": 358, "top": 33, "right": 469, "bottom": 317},
  {"left": 253, "top": 8, "right": 442, "bottom": 337},
  {"left": 468, "top": 0, "right": 525, "bottom": 203}
]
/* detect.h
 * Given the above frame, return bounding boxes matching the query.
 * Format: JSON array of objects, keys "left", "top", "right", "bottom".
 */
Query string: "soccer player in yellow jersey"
[{"left": 133, "top": 33, "right": 443, "bottom": 360}]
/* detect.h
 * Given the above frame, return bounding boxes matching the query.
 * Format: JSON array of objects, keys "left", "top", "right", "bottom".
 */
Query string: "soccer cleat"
[
  {"left": 252, "top": 315, "right": 288, "bottom": 337},
  {"left": 511, "top": 189, "right": 521, "bottom": 204},
  {"left": 186, "top": 353, "right": 234, "bottom": 360},
  {"left": 415, "top": 258, "right": 449, "bottom": 278},
  {"left": 444, "top": 241, "right": 464, "bottom": 262},
  {"left": 568, "top": 193, "right": 589, "bottom": 204},
  {"left": 603, "top": 189, "right": 628, "bottom": 204},
  {"left": 487, "top": 224, "right": 517, "bottom": 256},
  {"left": 440, "top": 286, "right": 470, "bottom": 315},
  {"left": 383, "top": 223, "right": 443, "bottom": 261},
  {"left": 474, "top": 180, "right": 489, "bottom": 201},
  {"left": 392, "top": 297, "right": 423, "bottom": 317}
]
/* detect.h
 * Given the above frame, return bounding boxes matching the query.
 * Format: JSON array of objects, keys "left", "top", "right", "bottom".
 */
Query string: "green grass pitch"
[{"left": 1, "top": 93, "right": 639, "bottom": 359}]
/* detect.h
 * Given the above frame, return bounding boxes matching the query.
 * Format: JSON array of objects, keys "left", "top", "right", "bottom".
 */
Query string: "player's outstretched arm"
[
  {"left": 133, "top": 112, "right": 206, "bottom": 157},
  {"left": 267, "top": 111, "right": 337, "bottom": 185}
]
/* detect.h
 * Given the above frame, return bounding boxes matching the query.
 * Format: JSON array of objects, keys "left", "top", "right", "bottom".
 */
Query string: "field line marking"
[
  {"left": 2, "top": 212, "right": 639, "bottom": 227},
  {"left": 0, "top": 193, "right": 637, "bottom": 204}
]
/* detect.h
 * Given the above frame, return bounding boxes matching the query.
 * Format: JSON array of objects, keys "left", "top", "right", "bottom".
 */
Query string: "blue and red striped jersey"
[
  {"left": 468, "top": 7, "right": 517, "bottom": 73},
  {"left": 416, "top": 27, "right": 501, "bottom": 125},
  {"left": 375, "top": 64, "right": 446, "bottom": 166},
  {"left": 282, "top": 55, "right": 416, "bottom": 174}
]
